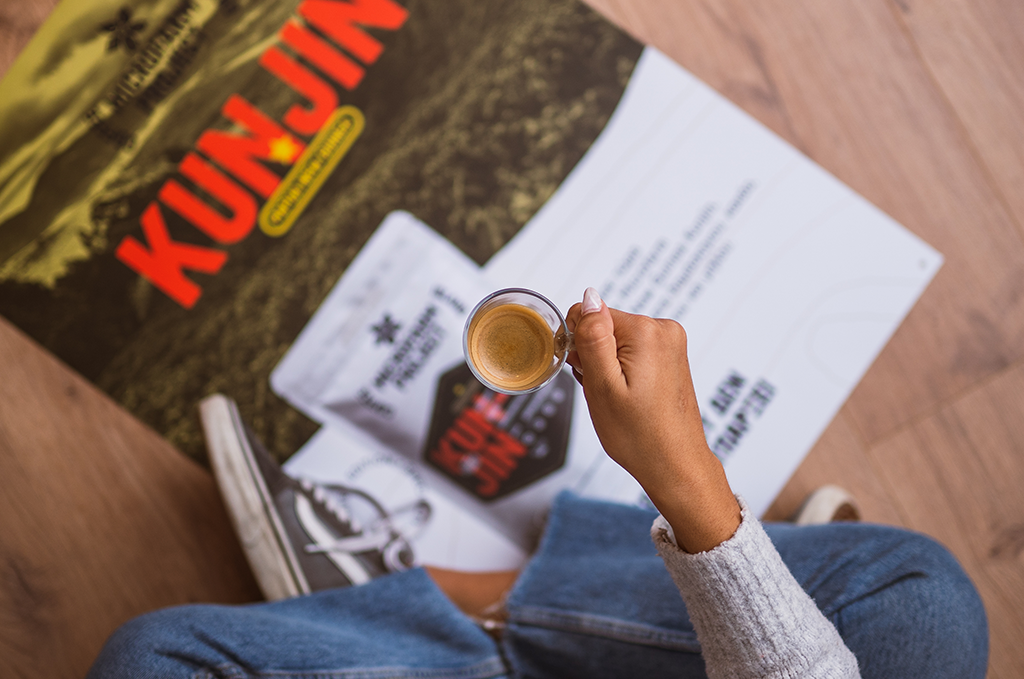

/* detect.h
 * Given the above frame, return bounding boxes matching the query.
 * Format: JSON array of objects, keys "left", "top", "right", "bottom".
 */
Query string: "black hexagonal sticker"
[{"left": 423, "top": 362, "right": 574, "bottom": 501}]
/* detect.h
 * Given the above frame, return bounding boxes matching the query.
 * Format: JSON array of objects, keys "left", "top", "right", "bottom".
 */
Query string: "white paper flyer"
[{"left": 485, "top": 49, "right": 942, "bottom": 516}]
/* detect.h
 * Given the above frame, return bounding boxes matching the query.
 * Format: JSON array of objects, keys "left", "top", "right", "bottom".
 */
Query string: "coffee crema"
[{"left": 467, "top": 303, "right": 555, "bottom": 391}]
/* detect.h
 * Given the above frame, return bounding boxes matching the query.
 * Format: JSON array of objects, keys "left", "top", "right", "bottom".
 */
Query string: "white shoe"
[{"left": 793, "top": 485, "right": 861, "bottom": 525}]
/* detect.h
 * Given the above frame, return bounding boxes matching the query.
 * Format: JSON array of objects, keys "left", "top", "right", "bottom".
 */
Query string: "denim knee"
[
  {"left": 87, "top": 571, "right": 507, "bottom": 679},
  {"left": 87, "top": 605, "right": 209, "bottom": 679},
  {"left": 765, "top": 520, "right": 988, "bottom": 679},
  {"left": 833, "top": 528, "right": 989, "bottom": 679}
]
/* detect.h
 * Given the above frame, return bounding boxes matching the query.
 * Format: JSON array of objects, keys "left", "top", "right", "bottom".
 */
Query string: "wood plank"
[
  {"left": 891, "top": 0, "right": 1024, "bottom": 236},
  {"left": 764, "top": 407, "right": 905, "bottom": 526},
  {"left": 867, "top": 361, "right": 1024, "bottom": 678},
  {"left": 586, "top": 0, "right": 1024, "bottom": 445},
  {"left": 0, "top": 318, "right": 262, "bottom": 679}
]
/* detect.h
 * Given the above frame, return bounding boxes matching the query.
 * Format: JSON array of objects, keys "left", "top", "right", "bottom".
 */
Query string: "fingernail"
[{"left": 582, "top": 287, "right": 603, "bottom": 315}]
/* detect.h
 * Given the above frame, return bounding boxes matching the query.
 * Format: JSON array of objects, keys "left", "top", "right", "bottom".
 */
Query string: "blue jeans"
[{"left": 88, "top": 493, "right": 988, "bottom": 679}]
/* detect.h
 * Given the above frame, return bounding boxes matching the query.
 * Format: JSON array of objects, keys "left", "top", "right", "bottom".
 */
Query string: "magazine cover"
[{"left": 0, "top": 0, "right": 642, "bottom": 462}]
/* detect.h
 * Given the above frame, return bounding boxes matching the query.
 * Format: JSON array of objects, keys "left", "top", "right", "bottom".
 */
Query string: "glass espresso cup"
[{"left": 463, "top": 288, "right": 575, "bottom": 395}]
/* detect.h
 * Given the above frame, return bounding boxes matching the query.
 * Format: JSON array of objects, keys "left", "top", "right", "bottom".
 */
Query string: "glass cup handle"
[{"left": 556, "top": 329, "right": 575, "bottom": 355}]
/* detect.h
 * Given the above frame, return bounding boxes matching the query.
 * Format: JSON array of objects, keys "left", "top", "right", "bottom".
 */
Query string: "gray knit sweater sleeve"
[{"left": 651, "top": 497, "right": 860, "bottom": 679}]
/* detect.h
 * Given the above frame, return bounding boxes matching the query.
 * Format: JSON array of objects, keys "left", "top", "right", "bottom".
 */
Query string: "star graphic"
[
  {"left": 371, "top": 314, "right": 401, "bottom": 345},
  {"left": 268, "top": 135, "right": 305, "bottom": 164},
  {"left": 101, "top": 8, "right": 147, "bottom": 53}
]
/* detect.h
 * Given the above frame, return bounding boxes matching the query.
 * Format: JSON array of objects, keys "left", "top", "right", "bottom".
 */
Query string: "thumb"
[{"left": 573, "top": 288, "right": 621, "bottom": 386}]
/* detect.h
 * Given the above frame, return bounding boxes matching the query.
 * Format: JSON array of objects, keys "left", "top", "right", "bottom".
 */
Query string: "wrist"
[{"left": 646, "top": 455, "right": 740, "bottom": 554}]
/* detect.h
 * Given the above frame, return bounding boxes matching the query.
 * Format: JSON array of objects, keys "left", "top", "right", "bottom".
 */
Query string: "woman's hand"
[{"left": 566, "top": 288, "right": 740, "bottom": 553}]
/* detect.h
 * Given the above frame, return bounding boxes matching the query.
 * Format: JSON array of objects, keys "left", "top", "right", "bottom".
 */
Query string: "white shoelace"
[{"left": 298, "top": 479, "right": 430, "bottom": 567}]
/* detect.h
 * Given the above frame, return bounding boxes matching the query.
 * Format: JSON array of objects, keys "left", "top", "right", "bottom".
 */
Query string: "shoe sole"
[{"left": 199, "top": 394, "right": 310, "bottom": 600}]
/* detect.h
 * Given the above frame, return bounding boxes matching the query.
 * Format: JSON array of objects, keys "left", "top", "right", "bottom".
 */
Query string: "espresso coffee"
[{"left": 467, "top": 303, "right": 555, "bottom": 391}]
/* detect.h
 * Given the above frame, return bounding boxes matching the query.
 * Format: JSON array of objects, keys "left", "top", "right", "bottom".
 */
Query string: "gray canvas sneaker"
[{"left": 199, "top": 393, "right": 430, "bottom": 600}]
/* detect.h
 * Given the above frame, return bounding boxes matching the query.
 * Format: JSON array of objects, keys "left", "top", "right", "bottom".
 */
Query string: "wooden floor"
[{"left": 2, "top": 0, "right": 1022, "bottom": 676}]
